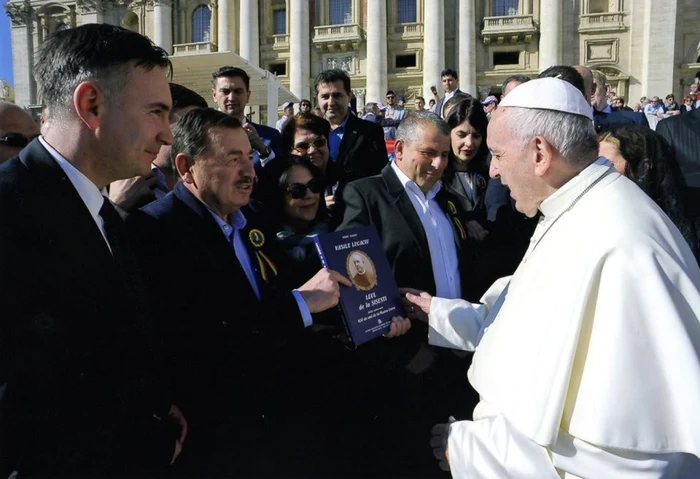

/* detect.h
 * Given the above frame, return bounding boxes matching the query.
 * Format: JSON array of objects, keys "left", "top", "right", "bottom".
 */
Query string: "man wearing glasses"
[
  {"left": 383, "top": 89, "right": 406, "bottom": 140},
  {"left": 0, "top": 101, "right": 39, "bottom": 163}
]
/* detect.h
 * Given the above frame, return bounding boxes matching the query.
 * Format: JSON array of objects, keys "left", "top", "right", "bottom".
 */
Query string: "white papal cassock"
[{"left": 428, "top": 158, "right": 700, "bottom": 478}]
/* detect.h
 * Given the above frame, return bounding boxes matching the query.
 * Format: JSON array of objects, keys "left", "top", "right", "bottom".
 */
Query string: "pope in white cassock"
[{"left": 404, "top": 78, "right": 700, "bottom": 478}]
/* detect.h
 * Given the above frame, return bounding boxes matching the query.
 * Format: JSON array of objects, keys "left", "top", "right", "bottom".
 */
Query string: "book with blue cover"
[{"left": 313, "top": 226, "right": 405, "bottom": 347}]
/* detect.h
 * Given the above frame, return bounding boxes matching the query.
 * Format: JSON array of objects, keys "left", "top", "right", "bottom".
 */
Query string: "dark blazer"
[
  {"left": 0, "top": 140, "right": 176, "bottom": 477},
  {"left": 656, "top": 109, "right": 700, "bottom": 214},
  {"left": 330, "top": 113, "right": 388, "bottom": 222},
  {"left": 434, "top": 88, "right": 463, "bottom": 118},
  {"left": 126, "top": 183, "right": 316, "bottom": 475},
  {"left": 679, "top": 105, "right": 696, "bottom": 115},
  {"left": 594, "top": 108, "right": 650, "bottom": 132},
  {"left": 339, "top": 163, "right": 469, "bottom": 296},
  {"left": 337, "top": 163, "right": 478, "bottom": 475}
]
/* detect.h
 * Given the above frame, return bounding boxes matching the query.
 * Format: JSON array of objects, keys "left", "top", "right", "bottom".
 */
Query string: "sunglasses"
[
  {"left": 285, "top": 178, "right": 323, "bottom": 199},
  {"left": 0, "top": 133, "right": 36, "bottom": 148},
  {"left": 293, "top": 137, "right": 327, "bottom": 151}
]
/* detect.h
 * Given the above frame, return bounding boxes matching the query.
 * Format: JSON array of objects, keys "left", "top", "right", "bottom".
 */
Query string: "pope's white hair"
[{"left": 500, "top": 107, "right": 599, "bottom": 169}]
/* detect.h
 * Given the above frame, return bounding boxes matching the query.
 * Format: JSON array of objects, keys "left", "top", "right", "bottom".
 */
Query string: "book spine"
[{"left": 313, "top": 236, "right": 356, "bottom": 348}]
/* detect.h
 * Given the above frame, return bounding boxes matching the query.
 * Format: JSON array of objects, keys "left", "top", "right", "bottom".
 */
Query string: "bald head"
[
  {"left": 0, "top": 102, "right": 40, "bottom": 163},
  {"left": 573, "top": 65, "right": 595, "bottom": 104}
]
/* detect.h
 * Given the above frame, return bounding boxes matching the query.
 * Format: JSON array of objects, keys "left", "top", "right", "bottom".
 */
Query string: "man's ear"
[
  {"left": 73, "top": 81, "right": 104, "bottom": 130},
  {"left": 531, "top": 136, "right": 554, "bottom": 177},
  {"left": 394, "top": 139, "right": 404, "bottom": 161},
  {"left": 175, "top": 153, "right": 195, "bottom": 185}
]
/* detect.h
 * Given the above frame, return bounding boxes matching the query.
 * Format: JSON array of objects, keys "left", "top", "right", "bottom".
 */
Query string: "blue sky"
[{"left": 1, "top": 1, "right": 13, "bottom": 86}]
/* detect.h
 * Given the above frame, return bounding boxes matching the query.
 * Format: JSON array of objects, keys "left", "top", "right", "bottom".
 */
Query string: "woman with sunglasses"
[
  {"left": 274, "top": 155, "right": 330, "bottom": 283},
  {"left": 681, "top": 94, "right": 696, "bottom": 114},
  {"left": 0, "top": 102, "right": 40, "bottom": 163},
  {"left": 280, "top": 113, "right": 337, "bottom": 209}
]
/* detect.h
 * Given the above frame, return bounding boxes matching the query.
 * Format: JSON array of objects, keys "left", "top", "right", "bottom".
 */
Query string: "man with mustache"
[{"left": 126, "top": 107, "right": 408, "bottom": 475}]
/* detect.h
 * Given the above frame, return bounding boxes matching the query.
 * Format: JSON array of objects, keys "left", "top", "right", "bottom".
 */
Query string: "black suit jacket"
[
  {"left": 339, "top": 163, "right": 468, "bottom": 296},
  {"left": 656, "top": 108, "right": 700, "bottom": 189},
  {"left": 126, "top": 183, "right": 311, "bottom": 474},
  {"left": 331, "top": 113, "right": 388, "bottom": 222},
  {"left": 594, "top": 108, "right": 650, "bottom": 132},
  {"left": 250, "top": 121, "right": 283, "bottom": 161},
  {"left": 434, "top": 88, "right": 463, "bottom": 118},
  {"left": 0, "top": 140, "right": 176, "bottom": 477}
]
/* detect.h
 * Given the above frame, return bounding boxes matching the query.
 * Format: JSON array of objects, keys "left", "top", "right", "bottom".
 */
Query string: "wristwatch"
[{"left": 259, "top": 145, "right": 272, "bottom": 159}]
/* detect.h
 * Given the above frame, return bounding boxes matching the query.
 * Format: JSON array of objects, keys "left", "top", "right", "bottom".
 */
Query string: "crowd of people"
[{"left": 0, "top": 23, "right": 699, "bottom": 478}]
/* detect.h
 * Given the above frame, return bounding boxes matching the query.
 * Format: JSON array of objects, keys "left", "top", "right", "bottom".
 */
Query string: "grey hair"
[
  {"left": 396, "top": 110, "right": 450, "bottom": 144},
  {"left": 500, "top": 107, "right": 599, "bottom": 169}
]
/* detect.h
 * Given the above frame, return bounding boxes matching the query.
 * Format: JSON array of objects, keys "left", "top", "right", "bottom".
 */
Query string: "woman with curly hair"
[{"left": 599, "top": 124, "right": 699, "bottom": 259}]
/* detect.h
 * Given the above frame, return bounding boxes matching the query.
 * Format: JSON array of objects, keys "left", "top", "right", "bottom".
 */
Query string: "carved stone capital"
[
  {"left": 76, "top": 0, "right": 103, "bottom": 14},
  {"left": 5, "top": 1, "right": 33, "bottom": 27}
]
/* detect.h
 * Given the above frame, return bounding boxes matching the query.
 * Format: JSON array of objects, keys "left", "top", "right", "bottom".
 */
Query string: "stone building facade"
[{"left": 6, "top": 0, "right": 700, "bottom": 111}]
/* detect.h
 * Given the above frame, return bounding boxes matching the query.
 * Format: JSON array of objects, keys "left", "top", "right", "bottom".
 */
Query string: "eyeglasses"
[
  {"left": 293, "top": 137, "right": 327, "bottom": 152},
  {"left": 0, "top": 133, "right": 36, "bottom": 148},
  {"left": 285, "top": 178, "right": 323, "bottom": 199}
]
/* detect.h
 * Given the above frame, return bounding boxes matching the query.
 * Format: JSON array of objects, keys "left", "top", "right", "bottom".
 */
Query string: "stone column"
[
  {"left": 6, "top": 1, "right": 36, "bottom": 106},
  {"left": 365, "top": 0, "right": 387, "bottom": 103},
  {"left": 239, "top": 0, "right": 259, "bottom": 65},
  {"left": 423, "top": 0, "right": 445, "bottom": 99},
  {"left": 538, "top": 0, "right": 561, "bottom": 70},
  {"left": 153, "top": 0, "right": 172, "bottom": 54},
  {"left": 218, "top": 0, "right": 231, "bottom": 51},
  {"left": 458, "top": 0, "right": 476, "bottom": 96},
  {"left": 290, "top": 0, "right": 310, "bottom": 100},
  {"left": 641, "top": 0, "right": 677, "bottom": 97}
]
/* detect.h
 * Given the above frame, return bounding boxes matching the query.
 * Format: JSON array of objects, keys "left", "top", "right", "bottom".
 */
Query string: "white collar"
[
  {"left": 39, "top": 136, "right": 105, "bottom": 220},
  {"left": 538, "top": 157, "right": 615, "bottom": 220},
  {"left": 391, "top": 160, "right": 442, "bottom": 201}
]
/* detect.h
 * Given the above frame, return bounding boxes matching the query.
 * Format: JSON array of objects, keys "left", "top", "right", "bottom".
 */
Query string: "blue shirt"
[
  {"left": 206, "top": 207, "right": 313, "bottom": 326},
  {"left": 328, "top": 113, "right": 350, "bottom": 162}
]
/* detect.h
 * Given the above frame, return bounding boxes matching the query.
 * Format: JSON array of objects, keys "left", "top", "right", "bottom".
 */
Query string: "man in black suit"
[
  {"left": 315, "top": 69, "right": 388, "bottom": 222},
  {"left": 338, "top": 111, "right": 476, "bottom": 476},
  {"left": 0, "top": 24, "right": 186, "bottom": 477},
  {"left": 126, "top": 108, "right": 408, "bottom": 476},
  {"left": 434, "top": 68, "right": 464, "bottom": 119},
  {"left": 656, "top": 108, "right": 700, "bottom": 215}
]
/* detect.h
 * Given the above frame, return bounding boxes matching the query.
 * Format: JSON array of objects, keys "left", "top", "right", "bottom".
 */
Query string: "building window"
[
  {"left": 269, "top": 62, "right": 287, "bottom": 76},
  {"left": 493, "top": 51, "right": 520, "bottom": 66},
  {"left": 396, "top": 0, "right": 417, "bottom": 23},
  {"left": 273, "top": 8, "right": 286, "bottom": 34},
  {"left": 123, "top": 12, "right": 139, "bottom": 33},
  {"left": 493, "top": 0, "right": 518, "bottom": 16},
  {"left": 329, "top": 0, "right": 352, "bottom": 25},
  {"left": 395, "top": 53, "right": 417, "bottom": 68},
  {"left": 192, "top": 5, "right": 211, "bottom": 43}
]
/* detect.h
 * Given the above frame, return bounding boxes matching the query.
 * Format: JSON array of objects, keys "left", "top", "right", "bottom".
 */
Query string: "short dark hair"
[
  {"left": 315, "top": 69, "right": 351, "bottom": 94},
  {"left": 34, "top": 24, "right": 170, "bottom": 118},
  {"left": 300, "top": 99, "right": 312, "bottom": 107},
  {"left": 396, "top": 111, "right": 450, "bottom": 145},
  {"left": 538, "top": 66, "right": 587, "bottom": 98},
  {"left": 169, "top": 83, "right": 208, "bottom": 111},
  {"left": 501, "top": 75, "right": 531, "bottom": 94},
  {"left": 212, "top": 66, "right": 250, "bottom": 90},
  {"left": 171, "top": 108, "right": 242, "bottom": 169},
  {"left": 281, "top": 113, "right": 331, "bottom": 152},
  {"left": 441, "top": 68, "right": 458, "bottom": 80},
  {"left": 416, "top": 96, "right": 426, "bottom": 103},
  {"left": 443, "top": 92, "right": 472, "bottom": 116}
]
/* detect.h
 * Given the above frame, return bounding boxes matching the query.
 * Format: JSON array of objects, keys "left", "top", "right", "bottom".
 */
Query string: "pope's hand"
[
  {"left": 430, "top": 416, "right": 456, "bottom": 471},
  {"left": 400, "top": 288, "right": 432, "bottom": 322}
]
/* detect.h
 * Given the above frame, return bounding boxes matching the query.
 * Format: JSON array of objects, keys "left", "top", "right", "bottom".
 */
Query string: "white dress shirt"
[
  {"left": 39, "top": 136, "right": 112, "bottom": 250},
  {"left": 391, "top": 161, "right": 461, "bottom": 299}
]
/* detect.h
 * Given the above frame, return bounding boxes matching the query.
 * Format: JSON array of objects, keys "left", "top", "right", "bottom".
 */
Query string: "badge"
[
  {"left": 249, "top": 229, "right": 265, "bottom": 248},
  {"left": 476, "top": 175, "right": 487, "bottom": 190},
  {"left": 447, "top": 200, "right": 457, "bottom": 215}
]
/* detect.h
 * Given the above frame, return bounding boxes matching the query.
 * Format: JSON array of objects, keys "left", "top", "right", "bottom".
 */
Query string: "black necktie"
[{"left": 99, "top": 196, "right": 127, "bottom": 261}]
